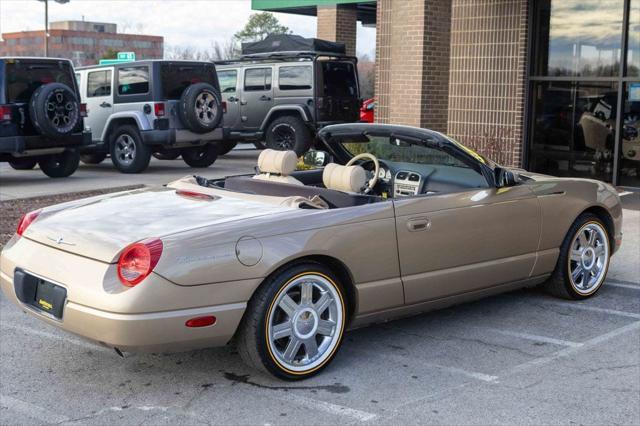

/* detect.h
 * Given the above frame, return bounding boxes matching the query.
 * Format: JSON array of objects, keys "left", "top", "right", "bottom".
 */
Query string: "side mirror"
[
  {"left": 303, "top": 150, "right": 330, "bottom": 167},
  {"left": 494, "top": 167, "right": 518, "bottom": 188}
]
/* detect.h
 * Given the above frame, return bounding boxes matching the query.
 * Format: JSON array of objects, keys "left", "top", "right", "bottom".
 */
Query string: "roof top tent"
[{"left": 240, "top": 34, "right": 347, "bottom": 58}]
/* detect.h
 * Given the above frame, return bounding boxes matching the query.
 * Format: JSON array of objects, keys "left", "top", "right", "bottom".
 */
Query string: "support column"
[
  {"left": 374, "top": 0, "right": 452, "bottom": 131},
  {"left": 316, "top": 4, "right": 357, "bottom": 56}
]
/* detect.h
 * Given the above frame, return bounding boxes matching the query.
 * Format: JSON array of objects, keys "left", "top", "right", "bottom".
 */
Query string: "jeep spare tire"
[
  {"left": 29, "top": 83, "right": 80, "bottom": 138},
  {"left": 178, "top": 82, "right": 222, "bottom": 134}
]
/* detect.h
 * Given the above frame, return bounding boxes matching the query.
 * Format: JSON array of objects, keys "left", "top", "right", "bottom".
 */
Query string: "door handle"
[
  {"left": 259, "top": 95, "right": 272, "bottom": 101},
  {"left": 406, "top": 218, "right": 430, "bottom": 232},
  {"left": 100, "top": 102, "right": 111, "bottom": 108},
  {"left": 228, "top": 96, "right": 238, "bottom": 102}
]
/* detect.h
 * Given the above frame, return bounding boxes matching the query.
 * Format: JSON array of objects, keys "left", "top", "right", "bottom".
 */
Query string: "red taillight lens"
[
  {"left": 176, "top": 189, "right": 214, "bottom": 201},
  {"left": 185, "top": 316, "right": 216, "bottom": 327},
  {"left": 117, "top": 238, "right": 163, "bottom": 287},
  {"left": 79, "top": 103, "right": 88, "bottom": 118},
  {"left": 0, "top": 105, "right": 12, "bottom": 121},
  {"left": 221, "top": 101, "right": 227, "bottom": 114},
  {"left": 154, "top": 102, "right": 166, "bottom": 117},
  {"left": 16, "top": 209, "right": 42, "bottom": 237}
]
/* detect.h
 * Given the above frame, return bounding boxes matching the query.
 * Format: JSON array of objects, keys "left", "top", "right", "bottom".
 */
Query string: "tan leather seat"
[
  {"left": 322, "top": 163, "right": 366, "bottom": 193},
  {"left": 253, "top": 149, "right": 303, "bottom": 186}
]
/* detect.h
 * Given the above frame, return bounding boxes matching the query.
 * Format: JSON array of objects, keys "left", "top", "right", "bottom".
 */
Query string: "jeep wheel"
[
  {"left": 181, "top": 144, "right": 218, "bottom": 168},
  {"left": 80, "top": 153, "right": 107, "bottom": 164},
  {"left": 110, "top": 125, "right": 151, "bottom": 173},
  {"left": 179, "top": 83, "right": 222, "bottom": 134},
  {"left": 38, "top": 150, "right": 80, "bottom": 178},
  {"left": 217, "top": 141, "right": 237, "bottom": 156},
  {"left": 8, "top": 158, "right": 38, "bottom": 170},
  {"left": 29, "top": 83, "right": 80, "bottom": 138},
  {"left": 265, "top": 116, "right": 312, "bottom": 155},
  {"left": 152, "top": 151, "right": 181, "bottom": 160}
]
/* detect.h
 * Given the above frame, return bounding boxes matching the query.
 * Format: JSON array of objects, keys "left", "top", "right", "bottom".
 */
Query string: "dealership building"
[{"left": 254, "top": 0, "right": 639, "bottom": 188}]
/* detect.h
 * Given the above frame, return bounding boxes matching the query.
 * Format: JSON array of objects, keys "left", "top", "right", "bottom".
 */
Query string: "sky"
[{"left": 0, "top": 0, "right": 376, "bottom": 57}]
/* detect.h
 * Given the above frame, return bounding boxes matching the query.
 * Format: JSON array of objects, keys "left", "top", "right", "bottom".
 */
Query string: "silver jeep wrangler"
[{"left": 76, "top": 60, "right": 224, "bottom": 173}]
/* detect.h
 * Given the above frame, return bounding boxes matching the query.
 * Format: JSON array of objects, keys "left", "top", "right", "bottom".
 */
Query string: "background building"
[
  {"left": 0, "top": 20, "right": 163, "bottom": 66},
  {"left": 254, "top": 0, "right": 640, "bottom": 188}
]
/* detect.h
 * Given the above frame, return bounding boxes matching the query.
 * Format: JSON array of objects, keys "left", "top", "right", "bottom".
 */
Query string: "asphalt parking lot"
[{"left": 0, "top": 153, "right": 638, "bottom": 425}]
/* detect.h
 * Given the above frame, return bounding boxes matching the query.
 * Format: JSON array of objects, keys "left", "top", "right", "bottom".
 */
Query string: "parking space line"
[
  {"left": 484, "top": 328, "right": 583, "bottom": 348},
  {"left": 278, "top": 393, "right": 377, "bottom": 422},
  {"left": 541, "top": 301, "right": 640, "bottom": 319},
  {"left": 1, "top": 323, "right": 109, "bottom": 352},
  {"left": 507, "top": 320, "right": 640, "bottom": 375},
  {"left": 0, "top": 394, "right": 70, "bottom": 424}
]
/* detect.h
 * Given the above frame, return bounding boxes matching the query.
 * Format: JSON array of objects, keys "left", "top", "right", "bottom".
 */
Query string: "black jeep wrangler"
[{"left": 0, "top": 57, "right": 90, "bottom": 177}]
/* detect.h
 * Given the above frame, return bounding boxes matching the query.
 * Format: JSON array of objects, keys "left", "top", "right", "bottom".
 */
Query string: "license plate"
[{"left": 14, "top": 269, "right": 67, "bottom": 319}]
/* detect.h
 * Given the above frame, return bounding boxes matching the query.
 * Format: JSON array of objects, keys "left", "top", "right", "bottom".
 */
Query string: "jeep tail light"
[
  {"left": 0, "top": 105, "right": 12, "bottom": 121},
  {"left": 117, "top": 238, "right": 163, "bottom": 287},
  {"left": 221, "top": 101, "right": 227, "bottom": 114},
  {"left": 16, "top": 209, "right": 42, "bottom": 237},
  {"left": 154, "top": 102, "right": 166, "bottom": 117},
  {"left": 79, "top": 103, "right": 88, "bottom": 118}
]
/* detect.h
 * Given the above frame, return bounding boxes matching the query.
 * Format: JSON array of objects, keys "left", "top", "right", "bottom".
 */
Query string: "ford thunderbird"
[{"left": 0, "top": 123, "right": 623, "bottom": 380}]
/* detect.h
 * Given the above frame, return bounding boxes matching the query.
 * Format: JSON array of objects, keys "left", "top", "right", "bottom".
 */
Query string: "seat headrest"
[
  {"left": 322, "top": 163, "right": 366, "bottom": 193},
  {"left": 257, "top": 149, "right": 298, "bottom": 176}
]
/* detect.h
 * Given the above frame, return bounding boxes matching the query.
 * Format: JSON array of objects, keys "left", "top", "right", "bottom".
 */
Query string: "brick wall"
[
  {"left": 374, "top": 0, "right": 452, "bottom": 131},
  {"left": 317, "top": 4, "right": 357, "bottom": 56},
  {"left": 447, "top": 0, "right": 529, "bottom": 167}
]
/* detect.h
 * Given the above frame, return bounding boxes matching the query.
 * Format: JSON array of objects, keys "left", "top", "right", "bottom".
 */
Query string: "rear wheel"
[
  {"left": 265, "top": 116, "right": 312, "bottom": 155},
  {"left": 543, "top": 213, "right": 611, "bottom": 300},
  {"left": 237, "top": 262, "right": 347, "bottom": 380},
  {"left": 80, "top": 153, "right": 107, "bottom": 164},
  {"left": 109, "top": 125, "right": 151, "bottom": 173},
  {"left": 217, "top": 140, "right": 237, "bottom": 156},
  {"left": 181, "top": 144, "right": 218, "bottom": 168},
  {"left": 8, "top": 158, "right": 37, "bottom": 170},
  {"left": 38, "top": 150, "right": 80, "bottom": 178}
]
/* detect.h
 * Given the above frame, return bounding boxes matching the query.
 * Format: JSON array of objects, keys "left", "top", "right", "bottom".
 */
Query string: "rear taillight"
[
  {"left": 16, "top": 209, "right": 42, "bottom": 237},
  {"left": 176, "top": 189, "right": 214, "bottom": 201},
  {"left": 117, "top": 238, "right": 163, "bottom": 287},
  {"left": 0, "top": 105, "right": 12, "bottom": 121},
  {"left": 221, "top": 101, "right": 227, "bottom": 114},
  {"left": 154, "top": 102, "right": 166, "bottom": 117},
  {"left": 79, "top": 103, "right": 88, "bottom": 117}
]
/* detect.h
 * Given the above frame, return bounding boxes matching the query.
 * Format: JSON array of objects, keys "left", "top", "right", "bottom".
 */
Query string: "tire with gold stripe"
[
  {"left": 543, "top": 213, "right": 611, "bottom": 299},
  {"left": 237, "top": 261, "right": 347, "bottom": 380}
]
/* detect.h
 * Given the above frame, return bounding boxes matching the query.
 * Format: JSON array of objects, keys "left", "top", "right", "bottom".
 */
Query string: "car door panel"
[
  {"left": 394, "top": 186, "right": 541, "bottom": 304},
  {"left": 84, "top": 68, "right": 113, "bottom": 143},
  {"left": 241, "top": 67, "right": 273, "bottom": 130}
]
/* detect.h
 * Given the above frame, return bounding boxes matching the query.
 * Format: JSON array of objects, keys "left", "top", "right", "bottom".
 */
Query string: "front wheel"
[
  {"left": 38, "top": 150, "right": 80, "bottom": 178},
  {"left": 543, "top": 213, "right": 611, "bottom": 300},
  {"left": 181, "top": 144, "right": 218, "bottom": 168},
  {"left": 109, "top": 125, "right": 151, "bottom": 173},
  {"left": 8, "top": 158, "right": 38, "bottom": 170},
  {"left": 237, "top": 262, "right": 347, "bottom": 380},
  {"left": 265, "top": 116, "right": 312, "bottom": 155}
]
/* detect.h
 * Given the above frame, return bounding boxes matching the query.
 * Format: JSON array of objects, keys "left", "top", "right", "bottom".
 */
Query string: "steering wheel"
[{"left": 346, "top": 153, "right": 379, "bottom": 194}]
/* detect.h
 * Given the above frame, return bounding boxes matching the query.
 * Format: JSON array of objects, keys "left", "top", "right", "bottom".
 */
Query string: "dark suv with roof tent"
[{"left": 0, "top": 57, "right": 90, "bottom": 177}]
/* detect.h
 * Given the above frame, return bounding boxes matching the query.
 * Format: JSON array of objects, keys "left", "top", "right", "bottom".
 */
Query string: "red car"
[{"left": 360, "top": 98, "right": 375, "bottom": 123}]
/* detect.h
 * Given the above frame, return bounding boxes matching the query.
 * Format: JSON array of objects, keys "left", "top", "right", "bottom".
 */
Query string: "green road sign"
[
  {"left": 117, "top": 51, "right": 136, "bottom": 61},
  {"left": 98, "top": 59, "right": 131, "bottom": 65}
]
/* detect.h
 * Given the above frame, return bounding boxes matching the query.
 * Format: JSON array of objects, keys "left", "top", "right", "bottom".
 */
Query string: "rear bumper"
[
  {"left": 0, "top": 237, "right": 251, "bottom": 353},
  {"left": 141, "top": 127, "right": 224, "bottom": 147},
  {"left": 0, "top": 131, "right": 91, "bottom": 155}
]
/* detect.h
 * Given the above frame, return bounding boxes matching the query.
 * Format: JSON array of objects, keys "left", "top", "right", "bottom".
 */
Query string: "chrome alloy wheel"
[
  {"left": 114, "top": 134, "right": 136, "bottom": 166},
  {"left": 194, "top": 91, "right": 218, "bottom": 125},
  {"left": 267, "top": 274, "right": 344, "bottom": 373},
  {"left": 568, "top": 222, "right": 610, "bottom": 294}
]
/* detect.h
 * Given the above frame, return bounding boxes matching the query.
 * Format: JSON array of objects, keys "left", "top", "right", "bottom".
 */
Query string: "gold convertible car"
[{"left": 0, "top": 124, "right": 623, "bottom": 380}]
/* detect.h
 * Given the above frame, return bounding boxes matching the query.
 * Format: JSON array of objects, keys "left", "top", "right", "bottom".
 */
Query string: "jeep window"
[
  {"left": 118, "top": 66, "right": 149, "bottom": 95},
  {"left": 244, "top": 68, "right": 272, "bottom": 91},
  {"left": 87, "top": 70, "right": 112, "bottom": 97},
  {"left": 279, "top": 66, "right": 312, "bottom": 90},
  {"left": 6, "top": 62, "right": 75, "bottom": 103},
  {"left": 218, "top": 70, "right": 237, "bottom": 93},
  {"left": 319, "top": 61, "right": 357, "bottom": 97},
  {"left": 160, "top": 63, "right": 217, "bottom": 99}
]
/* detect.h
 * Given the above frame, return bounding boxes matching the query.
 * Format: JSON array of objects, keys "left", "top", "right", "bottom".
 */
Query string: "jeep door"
[
  {"left": 315, "top": 59, "right": 360, "bottom": 124},
  {"left": 84, "top": 68, "right": 113, "bottom": 143},
  {"left": 217, "top": 68, "right": 241, "bottom": 130},
  {"left": 240, "top": 67, "right": 274, "bottom": 130}
]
